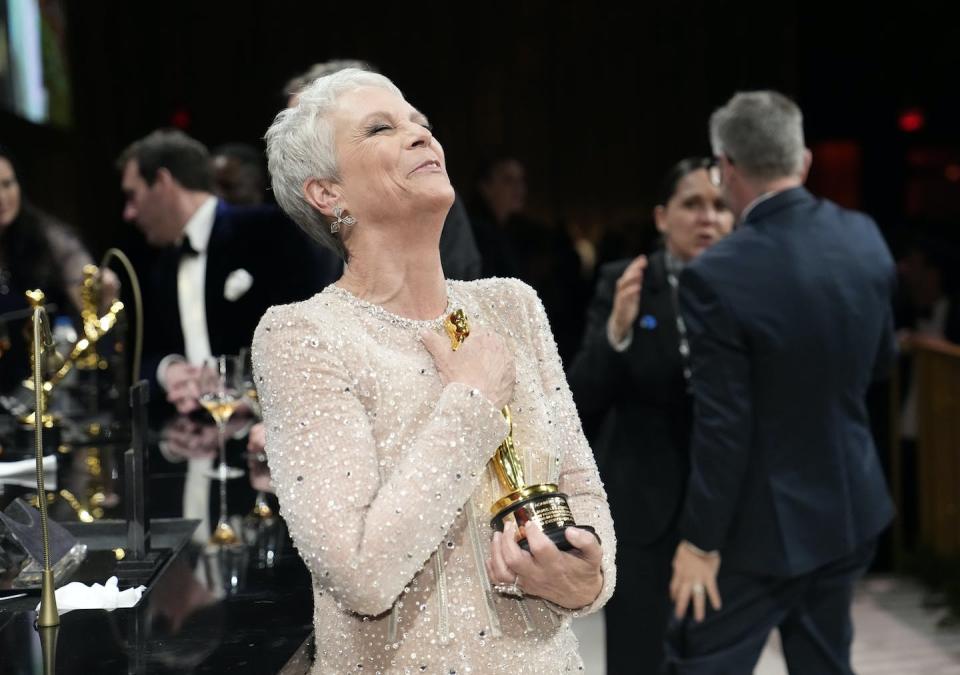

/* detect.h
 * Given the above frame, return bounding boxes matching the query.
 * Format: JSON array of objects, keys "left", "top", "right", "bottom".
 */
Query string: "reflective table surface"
[{"left": 0, "top": 407, "right": 314, "bottom": 675}]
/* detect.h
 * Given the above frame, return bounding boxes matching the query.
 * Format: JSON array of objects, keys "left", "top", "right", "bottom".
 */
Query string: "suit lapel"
[
  {"left": 204, "top": 207, "right": 235, "bottom": 355},
  {"left": 644, "top": 250, "right": 668, "bottom": 295},
  {"left": 637, "top": 250, "right": 682, "bottom": 359}
]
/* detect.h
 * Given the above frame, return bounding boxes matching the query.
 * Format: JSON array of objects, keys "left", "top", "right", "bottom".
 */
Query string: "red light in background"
[
  {"left": 807, "top": 140, "right": 862, "bottom": 209},
  {"left": 170, "top": 108, "right": 191, "bottom": 130},
  {"left": 898, "top": 108, "right": 925, "bottom": 133},
  {"left": 945, "top": 164, "right": 960, "bottom": 182}
]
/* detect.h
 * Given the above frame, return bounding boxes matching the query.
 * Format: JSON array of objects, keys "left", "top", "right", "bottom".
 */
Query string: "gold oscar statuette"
[
  {"left": 443, "top": 309, "right": 597, "bottom": 552},
  {"left": 20, "top": 278, "right": 125, "bottom": 429}
]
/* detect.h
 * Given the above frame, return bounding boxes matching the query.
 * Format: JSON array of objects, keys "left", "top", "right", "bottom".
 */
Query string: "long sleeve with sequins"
[
  {"left": 253, "top": 307, "right": 509, "bottom": 617},
  {"left": 516, "top": 281, "right": 617, "bottom": 615}
]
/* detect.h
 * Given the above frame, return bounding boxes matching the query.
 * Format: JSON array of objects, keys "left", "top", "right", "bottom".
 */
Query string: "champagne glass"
[
  {"left": 199, "top": 355, "right": 243, "bottom": 546},
  {"left": 199, "top": 355, "right": 244, "bottom": 479}
]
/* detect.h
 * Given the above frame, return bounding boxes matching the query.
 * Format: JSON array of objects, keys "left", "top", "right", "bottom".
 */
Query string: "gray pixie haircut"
[
  {"left": 264, "top": 68, "right": 403, "bottom": 260},
  {"left": 709, "top": 91, "right": 806, "bottom": 181}
]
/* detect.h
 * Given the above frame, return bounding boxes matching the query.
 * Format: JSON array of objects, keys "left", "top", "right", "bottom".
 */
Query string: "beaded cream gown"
[{"left": 252, "top": 278, "right": 616, "bottom": 675}]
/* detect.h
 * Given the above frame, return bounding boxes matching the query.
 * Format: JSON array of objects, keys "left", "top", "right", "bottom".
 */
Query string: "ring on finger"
[
  {"left": 691, "top": 582, "right": 705, "bottom": 597},
  {"left": 494, "top": 574, "right": 524, "bottom": 599}
]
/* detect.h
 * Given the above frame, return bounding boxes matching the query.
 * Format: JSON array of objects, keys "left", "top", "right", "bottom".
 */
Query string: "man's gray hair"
[
  {"left": 709, "top": 91, "right": 806, "bottom": 182},
  {"left": 264, "top": 68, "right": 402, "bottom": 260}
]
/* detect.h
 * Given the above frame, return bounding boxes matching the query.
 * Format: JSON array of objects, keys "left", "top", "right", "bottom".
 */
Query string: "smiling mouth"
[{"left": 411, "top": 159, "right": 442, "bottom": 174}]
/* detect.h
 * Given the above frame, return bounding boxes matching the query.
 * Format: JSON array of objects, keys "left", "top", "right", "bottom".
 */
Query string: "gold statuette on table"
[
  {"left": 20, "top": 278, "right": 125, "bottom": 427},
  {"left": 443, "top": 309, "right": 597, "bottom": 552}
]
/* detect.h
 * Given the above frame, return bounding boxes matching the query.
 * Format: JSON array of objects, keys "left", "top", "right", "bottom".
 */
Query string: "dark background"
[{"left": 2, "top": 1, "right": 958, "bottom": 259}]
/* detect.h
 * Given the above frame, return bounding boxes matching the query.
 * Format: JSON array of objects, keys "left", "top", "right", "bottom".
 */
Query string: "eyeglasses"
[
  {"left": 706, "top": 154, "right": 733, "bottom": 188},
  {"left": 706, "top": 157, "right": 722, "bottom": 187}
]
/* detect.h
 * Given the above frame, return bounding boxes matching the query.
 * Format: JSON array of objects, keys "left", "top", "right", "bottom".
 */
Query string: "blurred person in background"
[
  {"left": 469, "top": 154, "right": 586, "bottom": 363},
  {"left": 666, "top": 91, "right": 896, "bottom": 674},
  {"left": 0, "top": 145, "right": 117, "bottom": 391},
  {"left": 117, "top": 129, "right": 337, "bottom": 412},
  {"left": 469, "top": 154, "right": 526, "bottom": 280},
  {"left": 210, "top": 142, "right": 268, "bottom": 206},
  {"left": 568, "top": 156, "right": 733, "bottom": 672},
  {"left": 895, "top": 232, "right": 960, "bottom": 346},
  {"left": 892, "top": 232, "right": 960, "bottom": 552}
]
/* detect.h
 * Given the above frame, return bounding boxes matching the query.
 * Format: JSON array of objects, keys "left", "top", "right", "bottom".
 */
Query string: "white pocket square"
[{"left": 224, "top": 268, "right": 254, "bottom": 302}]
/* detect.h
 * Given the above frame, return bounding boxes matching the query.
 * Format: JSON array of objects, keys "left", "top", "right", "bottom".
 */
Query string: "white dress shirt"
[
  {"left": 157, "top": 196, "right": 218, "bottom": 386},
  {"left": 177, "top": 197, "right": 217, "bottom": 365},
  {"left": 162, "top": 196, "right": 219, "bottom": 541}
]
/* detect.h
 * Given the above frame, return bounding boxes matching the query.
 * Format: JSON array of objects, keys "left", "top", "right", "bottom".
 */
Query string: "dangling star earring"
[{"left": 330, "top": 206, "right": 356, "bottom": 234}]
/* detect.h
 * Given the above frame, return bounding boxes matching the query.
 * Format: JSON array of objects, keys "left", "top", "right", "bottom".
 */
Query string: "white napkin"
[{"left": 35, "top": 576, "right": 146, "bottom": 616}]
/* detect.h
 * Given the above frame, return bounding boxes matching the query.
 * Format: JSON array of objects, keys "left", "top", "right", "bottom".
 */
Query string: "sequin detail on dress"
[{"left": 252, "top": 278, "right": 617, "bottom": 674}]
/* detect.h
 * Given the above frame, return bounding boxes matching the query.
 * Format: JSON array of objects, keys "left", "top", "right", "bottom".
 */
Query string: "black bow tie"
[{"left": 179, "top": 237, "right": 198, "bottom": 257}]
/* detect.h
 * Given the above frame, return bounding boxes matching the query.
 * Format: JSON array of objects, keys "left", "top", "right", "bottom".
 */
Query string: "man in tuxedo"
[
  {"left": 118, "top": 129, "right": 337, "bottom": 413},
  {"left": 666, "top": 91, "right": 896, "bottom": 674}
]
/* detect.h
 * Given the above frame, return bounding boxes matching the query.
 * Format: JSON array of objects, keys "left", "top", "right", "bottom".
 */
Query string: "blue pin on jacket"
[{"left": 639, "top": 315, "right": 658, "bottom": 330}]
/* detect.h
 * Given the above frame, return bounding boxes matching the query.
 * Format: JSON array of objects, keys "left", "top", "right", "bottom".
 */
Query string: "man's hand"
[
  {"left": 160, "top": 416, "right": 218, "bottom": 461},
  {"left": 246, "top": 422, "right": 266, "bottom": 457},
  {"left": 669, "top": 541, "right": 722, "bottom": 622},
  {"left": 165, "top": 361, "right": 201, "bottom": 414}
]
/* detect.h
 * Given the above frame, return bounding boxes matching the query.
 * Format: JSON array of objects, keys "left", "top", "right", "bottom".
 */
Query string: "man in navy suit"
[
  {"left": 666, "top": 91, "right": 896, "bottom": 674},
  {"left": 118, "top": 129, "right": 337, "bottom": 413}
]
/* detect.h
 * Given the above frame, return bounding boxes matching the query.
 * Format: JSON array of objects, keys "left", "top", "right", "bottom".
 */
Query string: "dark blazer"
[
  {"left": 568, "top": 250, "right": 692, "bottom": 545},
  {"left": 140, "top": 200, "right": 338, "bottom": 389},
  {"left": 678, "top": 187, "right": 896, "bottom": 577},
  {"left": 439, "top": 194, "right": 482, "bottom": 281}
]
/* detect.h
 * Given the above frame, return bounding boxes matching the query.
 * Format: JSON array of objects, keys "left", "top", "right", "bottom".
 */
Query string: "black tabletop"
[{"left": 0, "top": 406, "right": 314, "bottom": 675}]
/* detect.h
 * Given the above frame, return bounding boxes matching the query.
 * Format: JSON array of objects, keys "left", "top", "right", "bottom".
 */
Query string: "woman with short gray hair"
[{"left": 254, "top": 69, "right": 615, "bottom": 673}]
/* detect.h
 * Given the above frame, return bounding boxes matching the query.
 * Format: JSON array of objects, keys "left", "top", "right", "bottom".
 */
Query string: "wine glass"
[
  {"left": 198, "top": 355, "right": 245, "bottom": 479},
  {"left": 198, "top": 355, "right": 243, "bottom": 546}
]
